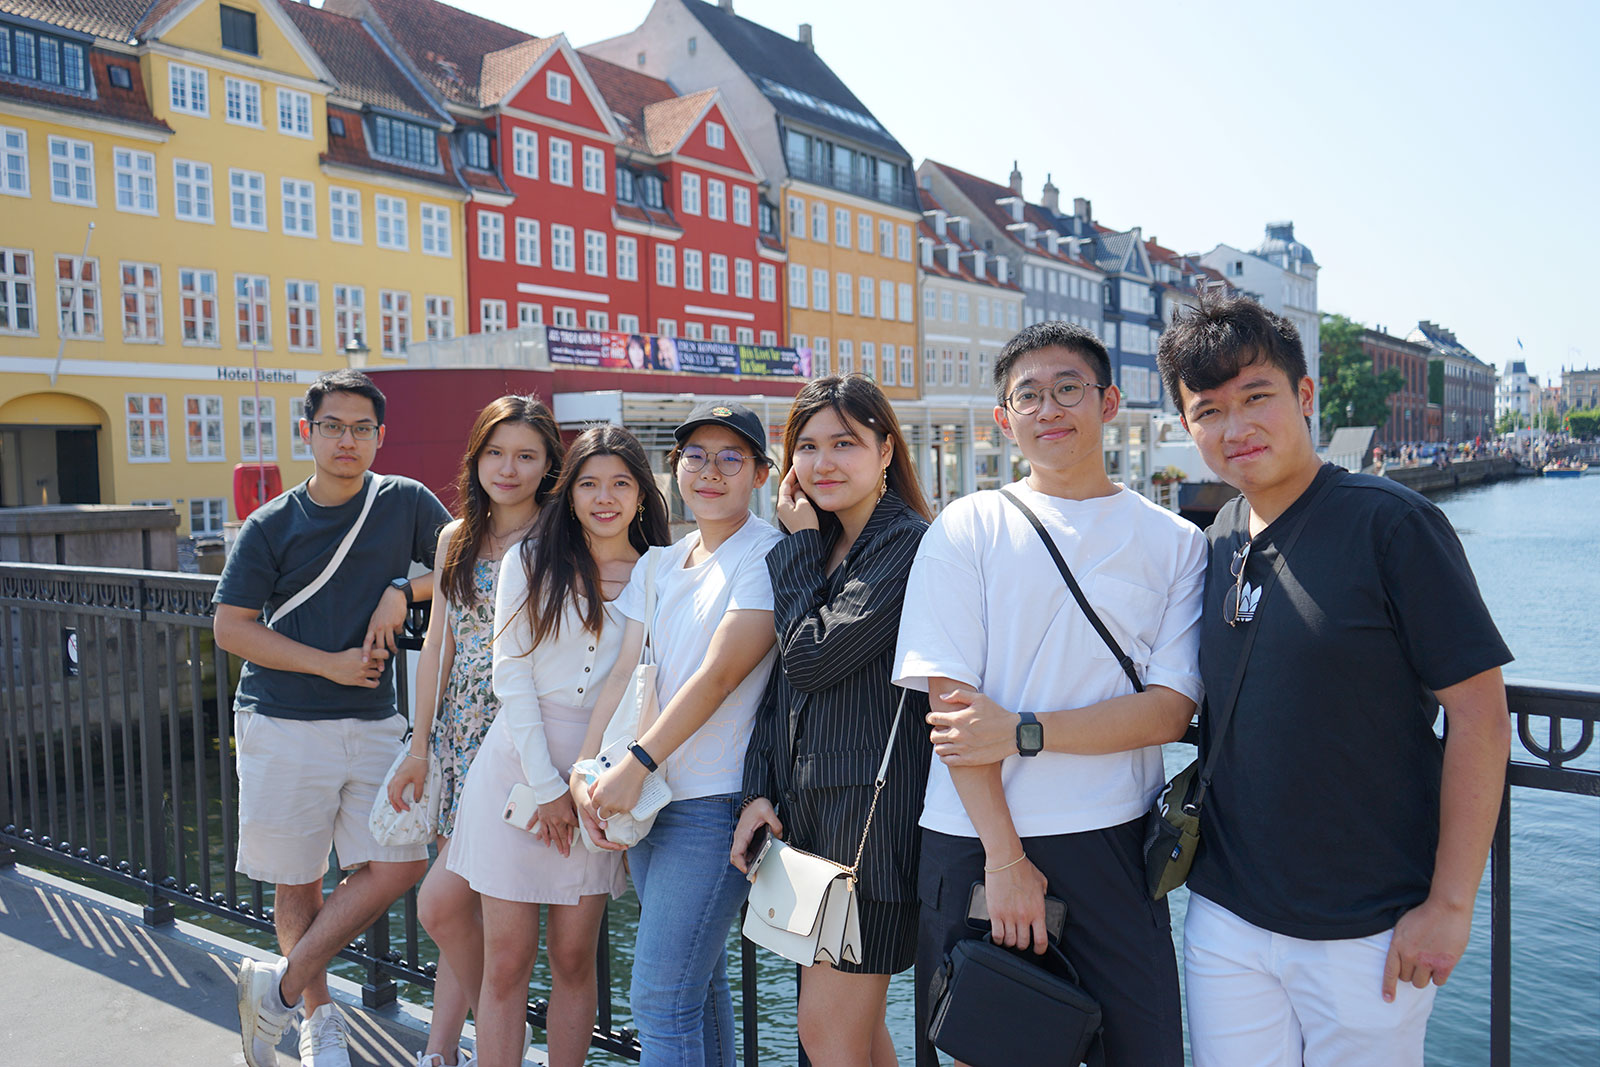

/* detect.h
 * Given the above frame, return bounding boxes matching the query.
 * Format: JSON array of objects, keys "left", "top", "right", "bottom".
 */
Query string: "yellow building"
[{"left": 0, "top": 0, "right": 467, "bottom": 534}]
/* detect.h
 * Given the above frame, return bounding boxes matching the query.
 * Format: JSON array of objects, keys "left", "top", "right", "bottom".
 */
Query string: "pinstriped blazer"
[{"left": 742, "top": 490, "right": 931, "bottom": 902}]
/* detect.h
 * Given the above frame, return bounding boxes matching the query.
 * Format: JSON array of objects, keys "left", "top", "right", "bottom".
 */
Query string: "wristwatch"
[
  {"left": 1016, "top": 711, "right": 1044, "bottom": 757},
  {"left": 388, "top": 576, "right": 412, "bottom": 601}
]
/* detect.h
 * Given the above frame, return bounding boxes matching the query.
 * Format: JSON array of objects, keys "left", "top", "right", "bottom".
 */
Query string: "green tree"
[
  {"left": 1541, "top": 408, "right": 1563, "bottom": 433},
  {"left": 1495, "top": 412, "right": 1524, "bottom": 435},
  {"left": 1319, "top": 313, "right": 1404, "bottom": 430},
  {"left": 1566, "top": 408, "right": 1600, "bottom": 438}
]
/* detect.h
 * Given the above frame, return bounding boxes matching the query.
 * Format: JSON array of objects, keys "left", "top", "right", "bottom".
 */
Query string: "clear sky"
[{"left": 382, "top": 0, "right": 1598, "bottom": 385}]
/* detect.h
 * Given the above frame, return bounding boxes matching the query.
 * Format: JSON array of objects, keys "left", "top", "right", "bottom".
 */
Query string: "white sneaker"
[
  {"left": 298, "top": 1003, "right": 351, "bottom": 1067},
  {"left": 416, "top": 1053, "right": 472, "bottom": 1067},
  {"left": 236, "top": 956, "right": 297, "bottom": 1067}
]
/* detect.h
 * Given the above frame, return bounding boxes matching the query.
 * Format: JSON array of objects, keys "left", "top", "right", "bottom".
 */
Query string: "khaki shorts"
[{"left": 234, "top": 710, "right": 428, "bottom": 886}]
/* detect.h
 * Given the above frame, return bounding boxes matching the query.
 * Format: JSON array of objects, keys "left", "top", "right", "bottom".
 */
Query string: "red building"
[{"left": 1360, "top": 327, "right": 1432, "bottom": 447}]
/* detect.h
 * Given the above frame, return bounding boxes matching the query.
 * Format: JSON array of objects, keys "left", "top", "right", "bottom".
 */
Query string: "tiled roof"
[
  {"left": 0, "top": 46, "right": 170, "bottom": 132},
  {"left": 579, "top": 51, "right": 677, "bottom": 153},
  {"left": 681, "top": 0, "right": 906, "bottom": 160},
  {"left": 280, "top": 0, "right": 439, "bottom": 121},
  {"left": 641, "top": 88, "right": 715, "bottom": 156},
  {"left": 134, "top": 0, "right": 188, "bottom": 38},
  {"left": 478, "top": 36, "right": 556, "bottom": 106},
  {"left": 320, "top": 101, "right": 461, "bottom": 190},
  {"left": 0, "top": 0, "right": 150, "bottom": 40},
  {"left": 329, "top": 0, "right": 536, "bottom": 108},
  {"left": 615, "top": 199, "right": 682, "bottom": 235},
  {"left": 926, "top": 160, "right": 1100, "bottom": 273},
  {"left": 916, "top": 187, "right": 1020, "bottom": 292}
]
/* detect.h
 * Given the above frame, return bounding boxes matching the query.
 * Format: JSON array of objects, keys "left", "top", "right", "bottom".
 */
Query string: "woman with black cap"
[{"left": 572, "top": 401, "right": 782, "bottom": 1066}]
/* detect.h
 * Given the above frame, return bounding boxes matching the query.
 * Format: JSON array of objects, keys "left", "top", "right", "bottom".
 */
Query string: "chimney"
[
  {"left": 798, "top": 23, "right": 813, "bottom": 50},
  {"left": 1073, "top": 196, "right": 1091, "bottom": 223},
  {"left": 718, "top": 0, "right": 734, "bottom": 10},
  {"left": 1041, "top": 173, "right": 1059, "bottom": 214},
  {"left": 1008, "top": 160, "right": 1022, "bottom": 195}
]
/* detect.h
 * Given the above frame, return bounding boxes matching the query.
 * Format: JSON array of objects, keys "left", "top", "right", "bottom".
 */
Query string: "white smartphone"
[
  {"left": 502, "top": 783, "right": 578, "bottom": 845},
  {"left": 596, "top": 737, "right": 673, "bottom": 819}
]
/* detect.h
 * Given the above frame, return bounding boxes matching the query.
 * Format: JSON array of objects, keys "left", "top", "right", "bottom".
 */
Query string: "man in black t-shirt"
[
  {"left": 1156, "top": 298, "right": 1511, "bottom": 1066},
  {"left": 215, "top": 370, "right": 450, "bottom": 1067}
]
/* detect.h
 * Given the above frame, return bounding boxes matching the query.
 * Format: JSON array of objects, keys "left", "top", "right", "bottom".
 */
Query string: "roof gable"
[
  {"left": 500, "top": 37, "right": 621, "bottom": 141},
  {"left": 925, "top": 160, "right": 1101, "bottom": 273},
  {"left": 331, "top": 0, "right": 533, "bottom": 109},
  {"left": 146, "top": 1, "right": 334, "bottom": 86},
  {"left": 672, "top": 97, "right": 758, "bottom": 176},
  {"left": 580, "top": 49, "right": 676, "bottom": 153},
  {"left": 279, "top": 0, "right": 441, "bottom": 122}
]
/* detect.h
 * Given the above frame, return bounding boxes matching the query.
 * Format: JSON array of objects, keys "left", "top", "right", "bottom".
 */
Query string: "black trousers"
[{"left": 914, "top": 819, "right": 1183, "bottom": 1067}]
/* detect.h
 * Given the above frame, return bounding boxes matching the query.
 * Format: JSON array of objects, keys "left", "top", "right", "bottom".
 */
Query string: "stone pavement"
[{"left": 0, "top": 863, "right": 533, "bottom": 1066}]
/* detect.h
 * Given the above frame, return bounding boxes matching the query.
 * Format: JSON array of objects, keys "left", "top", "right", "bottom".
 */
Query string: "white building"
[
  {"left": 1199, "top": 222, "right": 1321, "bottom": 443},
  {"left": 1496, "top": 359, "right": 1536, "bottom": 424}
]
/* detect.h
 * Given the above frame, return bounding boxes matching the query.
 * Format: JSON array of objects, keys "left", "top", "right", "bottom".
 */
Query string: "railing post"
[
  {"left": 362, "top": 910, "right": 398, "bottom": 1009},
  {"left": 1489, "top": 778, "right": 1512, "bottom": 1067},
  {"left": 135, "top": 580, "right": 174, "bottom": 927}
]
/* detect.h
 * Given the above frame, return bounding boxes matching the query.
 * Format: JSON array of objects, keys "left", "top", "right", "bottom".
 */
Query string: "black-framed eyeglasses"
[
  {"left": 1003, "top": 379, "right": 1106, "bottom": 416},
  {"left": 678, "top": 446, "right": 751, "bottom": 477},
  {"left": 308, "top": 419, "right": 380, "bottom": 441},
  {"left": 1223, "top": 541, "right": 1254, "bottom": 627}
]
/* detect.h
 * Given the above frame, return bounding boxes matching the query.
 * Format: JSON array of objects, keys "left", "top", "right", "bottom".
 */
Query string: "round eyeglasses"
[
  {"left": 678, "top": 446, "right": 752, "bottom": 477},
  {"left": 1003, "top": 379, "right": 1106, "bottom": 416}
]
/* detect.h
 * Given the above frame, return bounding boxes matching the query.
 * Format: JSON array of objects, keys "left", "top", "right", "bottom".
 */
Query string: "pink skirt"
[{"left": 446, "top": 702, "right": 627, "bottom": 905}]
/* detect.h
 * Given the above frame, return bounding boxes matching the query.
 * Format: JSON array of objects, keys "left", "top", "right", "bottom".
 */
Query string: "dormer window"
[
  {"left": 463, "top": 130, "right": 491, "bottom": 170},
  {"left": 220, "top": 6, "right": 258, "bottom": 57},
  {"left": 547, "top": 72, "right": 571, "bottom": 104},
  {"left": 108, "top": 64, "right": 133, "bottom": 90},
  {"left": 706, "top": 121, "right": 725, "bottom": 150},
  {"left": 328, "top": 114, "right": 346, "bottom": 137},
  {"left": 615, "top": 167, "right": 635, "bottom": 203},
  {"left": 0, "top": 25, "right": 89, "bottom": 93},
  {"left": 758, "top": 199, "right": 776, "bottom": 234},
  {"left": 920, "top": 238, "right": 933, "bottom": 267},
  {"left": 945, "top": 244, "right": 959, "bottom": 272},
  {"left": 641, "top": 174, "right": 663, "bottom": 209},
  {"left": 372, "top": 114, "right": 438, "bottom": 167}
]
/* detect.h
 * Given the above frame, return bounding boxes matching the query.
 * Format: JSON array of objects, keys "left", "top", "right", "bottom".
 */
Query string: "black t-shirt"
[
  {"left": 1187, "top": 463, "right": 1512, "bottom": 940},
  {"left": 214, "top": 472, "right": 450, "bottom": 720}
]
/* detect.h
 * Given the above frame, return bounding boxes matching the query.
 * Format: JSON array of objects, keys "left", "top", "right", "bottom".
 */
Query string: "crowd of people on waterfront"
[{"left": 213, "top": 293, "right": 1512, "bottom": 1067}]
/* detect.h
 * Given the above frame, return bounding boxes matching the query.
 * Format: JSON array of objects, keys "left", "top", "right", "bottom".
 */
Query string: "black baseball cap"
[{"left": 674, "top": 401, "right": 770, "bottom": 464}]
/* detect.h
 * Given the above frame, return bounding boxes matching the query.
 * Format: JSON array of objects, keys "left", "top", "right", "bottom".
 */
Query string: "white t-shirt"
[
  {"left": 893, "top": 482, "right": 1206, "bottom": 838},
  {"left": 616, "top": 513, "right": 783, "bottom": 800}
]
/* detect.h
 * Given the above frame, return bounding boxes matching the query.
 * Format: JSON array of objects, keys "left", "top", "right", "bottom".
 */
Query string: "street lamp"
[
  {"left": 1345, "top": 401, "right": 1354, "bottom": 428},
  {"left": 343, "top": 332, "right": 371, "bottom": 368}
]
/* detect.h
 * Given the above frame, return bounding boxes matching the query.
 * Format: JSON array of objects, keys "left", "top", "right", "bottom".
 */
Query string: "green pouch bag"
[{"left": 1142, "top": 759, "right": 1202, "bottom": 900}]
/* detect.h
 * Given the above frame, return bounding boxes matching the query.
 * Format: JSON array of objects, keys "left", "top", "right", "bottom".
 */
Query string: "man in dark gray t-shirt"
[{"left": 215, "top": 370, "right": 449, "bottom": 1067}]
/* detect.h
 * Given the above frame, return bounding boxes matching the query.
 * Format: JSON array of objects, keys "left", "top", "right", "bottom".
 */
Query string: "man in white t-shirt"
[{"left": 893, "top": 322, "right": 1205, "bottom": 1066}]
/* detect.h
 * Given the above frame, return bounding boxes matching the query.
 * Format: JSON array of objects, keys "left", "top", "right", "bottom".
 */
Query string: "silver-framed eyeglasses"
[
  {"left": 678, "top": 446, "right": 751, "bottom": 476},
  {"left": 1003, "top": 379, "right": 1106, "bottom": 416},
  {"left": 308, "top": 420, "right": 380, "bottom": 441},
  {"left": 1224, "top": 541, "right": 1253, "bottom": 627}
]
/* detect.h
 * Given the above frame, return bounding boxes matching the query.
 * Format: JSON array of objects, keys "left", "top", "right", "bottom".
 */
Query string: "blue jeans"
[{"left": 627, "top": 793, "right": 748, "bottom": 1067}]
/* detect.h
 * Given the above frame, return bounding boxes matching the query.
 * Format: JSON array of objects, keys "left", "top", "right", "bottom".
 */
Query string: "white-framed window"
[
  {"left": 223, "top": 77, "right": 262, "bottom": 127},
  {"left": 736, "top": 326, "right": 753, "bottom": 343},
  {"left": 189, "top": 498, "right": 227, "bottom": 534},
  {"left": 113, "top": 148, "right": 157, "bottom": 215},
  {"left": 882, "top": 341, "right": 897, "bottom": 385},
  {"left": 838, "top": 339, "right": 854, "bottom": 375},
  {"left": 515, "top": 218, "right": 541, "bottom": 266},
  {"left": 585, "top": 230, "right": 607, "bottom": 276},
  {"left": 552, "top": 306, "right": 577, "bottom": 327},
  {"left": 333, "top": 285, "right": 364, "bottom": 350},
  {"left": 617, "top": 313, "right": 639, "bottom": 333},
  {"left": 280, "top": 178, "right": 315, "bottom": 236},
  {"left": 812, "top": 336, "right": 829, "bottom": 375},
  {"left": 480, "top": 298, "right": 507, "bottom": 333},
  {"left": 683, "top": 249, "right": 702, "bottom": 290},
  {"left": 478, "top": 211, "right": 504, "bottom": 260},
  {"left": 375, "top": 195, "right": 408, "bottom": 249},
  {"left": 878, "top": 220, "right": 893, "bottom": 257},
  {"left": 549, "top": 139, "right": 572, "bottom": 185},
  {"left": 616, "top": 236, "right": 638, "bottom": 281},
  {"left": 811, "top": 267, "right": 829, "bottom": 311},
  {"left": 0, "top": 249, "right": 36, "bottom": 335},
  {"left": 656, "top": 245, "right": 676, "bottom": 287},
  {"left": 861, "top": 341, "right": 877, "bottom": 380},
  {"left": 379, "top": 289, "right": 409, "bottom": 354},
  {"left": 586, "top": 310, "right": 608, "bottom": 330},
  {"left": 710, "top": 253, "right": 729, "bottom": 295},
  {"left": 551, "top": 225, "right": 575, "bottom": 271},
  {"left": 977, "top": 296, "right": 990, "bottom": 327},
  {"left": 733, "top": 185, "right": 751, "bottom": 226},
  {"left": 787, "top": 195, "right": 804, "bottom": 237},
  {"left": 711, "top": 323, "right": 730, "bottom": 342},
  {"left": 1006, "top": 302, "right": 1018, "bottom": 330},
  {"left": 857, "top": 213, "right": 872, "bottom": 252},
  {"left": 897, "top": 224, "right": 912, "bottom": 261},
  {"left": 940, "top": 290, "right": 953, "bottom": 320},
  {"left": 657, "top": 318, "right": 676, "bottom": 336},
  {"left": 807, "top": 201, "right": 824, "bottom": 242},
  {"left": 956, "top": 293, "right": 969, "bottom": 324},
  {"left": 923, "top": 285, "right": 936, "bottom": 321},
  {"left": 707, "top": 178, "right": 726, "bottom": 221},
  {"left": 581, "top": 146, "right": 605, "bottom": 193},
  {"left": 924, "top": 346, "right": 936, "bottom": 386},
  {"left": 277, "top": 88, "right": 311, "bottom": 138},
  {"left": 681, "top": 172, "right": 701, "bottom": 215},
  {"left": 285, "top": 279, "right": 318, "bottom": 351},
  {"left": 960, "top": 349, "right": 973, "bottom": 387},
  {"left": 48, "top": 136, "right": 94, "bottom": 205},
  {"left": 425, "top": 295, "right": 454, "bottom": 340},
  {"left": 512, "top": 128, "right": 538, "bottom": 178},
  {"left": 234, "top": 273, "right": 269, "bottom": 347},
  {"left": 228, "top": 168, "right": 265, "bottom": 230},
  {"left": 758, "top": 262, "right": 776, "bottom": 302},
  {"left": 791, "top": 334, "right": 808, "bottom": 359},
  {"left": 941, "top": 348, "right": 954, "bottom": 385},
  {"left": 684, "top": 321, "right": 703, "bottom": 340},
  {"left": 173, "top": 159, "right": 212, "bottom": 221},
  {"left": 178, "top": 267, "right": 218, "bottom": 345},
  {"left": 239, "top": 396, "right": 276, "bottom": 461},
  {"left": 901, "top": 346, "right": 915, "bottom": 388},
  {"left": 2, "top": 127, "right": 27, "bottom": 197},
  {"left": 858, "top": 276, "right": 875, "bottom": 318},
  {"left": 834, "top": 207, "right": 851, "bottom": 248},
  {"left": 168, "top": 62, "right": 208, "bottom": 116},
  {"left": 125, "top": 394, "right": 169, "bottom": 462},
  {"left": 760, "top": 329, "right": 777, "bottom": 346},
  {"left": 837, "top": 272, "right": 853, "bottom": 315},
  {"left": 184, "top": 395, "right": 225, "bottom": 461},
  {"left": 788, "top": 264, "right": 807, "bottom": 308},
  {"left": 517, "top": 303, "right": 542, "bottom": 328},
  {"left": 55, "top": 254, "right": 100, "bottom": 338},
  {"left": 734, "top": 258, "right": 752, "bottom": 299},
  {"left": 547, "top": 71, "right": 571, "bottom": 103},
  {"left": 705, "top": 121, "right": 725, "bottom": 149},
  {"left": 288, "top": 398, "right": 312, "bottom": 460},
  {"left": 118, "top": 262, "right": 161, "bottom": 342},
  {"left": 420, "top": 203, "right": 451, "bottom": 256},
  {"left": 329, "top": 186, "right": 360, "bottom": 243}
]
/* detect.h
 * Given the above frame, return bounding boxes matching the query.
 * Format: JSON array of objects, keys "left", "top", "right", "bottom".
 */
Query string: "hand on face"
[{"left": 788, "top": 406, "right": 889, "bottom": 522}]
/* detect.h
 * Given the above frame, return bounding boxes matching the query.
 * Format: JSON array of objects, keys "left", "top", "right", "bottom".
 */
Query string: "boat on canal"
[{"left": 1541, "top": 460, "right": 1590, "bottom": 477}]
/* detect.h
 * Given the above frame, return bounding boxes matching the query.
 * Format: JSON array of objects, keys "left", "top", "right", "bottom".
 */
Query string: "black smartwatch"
[
  {"left": 628, "top": 741, "right": 659, "bottom": 773},
  {"left": 388, "top": 576, "right": 412, "bottom": 601},
  {"left": 1016, "top": 711, "right": 1044, "bottom": 757}
]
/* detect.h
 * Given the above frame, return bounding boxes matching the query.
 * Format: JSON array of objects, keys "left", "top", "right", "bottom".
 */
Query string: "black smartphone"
[
  {"left": 966, "top": 881, "right": 1067, "bottom": 942},
  {"left": 744, "top": 823, "right": 771, "bottom": 871}
]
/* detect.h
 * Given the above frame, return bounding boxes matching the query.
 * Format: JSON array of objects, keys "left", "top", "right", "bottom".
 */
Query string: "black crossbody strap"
[
  {"left": 1190, "top": 472, "right": 1340, "bottom": 812},
  {"left": 1000, "top": 488, "right": 1144, "bottom": 694}
]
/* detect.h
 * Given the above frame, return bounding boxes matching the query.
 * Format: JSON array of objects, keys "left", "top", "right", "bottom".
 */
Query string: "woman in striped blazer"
[{"left": 733, "top": 374, "right": 933, "bottom": 1065}]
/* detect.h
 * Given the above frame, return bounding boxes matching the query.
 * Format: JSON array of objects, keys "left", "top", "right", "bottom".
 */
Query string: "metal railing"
[
  {"left": 2, "top": 563, "right": 1597, "bottom": 1066},
  {"left": 783, "top": 156, "right": 918, "bottom": 212},
  {"left": 0, "top": 561, "right": 767, "bottom": 1063}
]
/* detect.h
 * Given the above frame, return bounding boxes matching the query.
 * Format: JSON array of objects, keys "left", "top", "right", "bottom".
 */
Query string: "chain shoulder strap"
[{"left": 848, "top": 689, "right": 909, "bottom": 879}]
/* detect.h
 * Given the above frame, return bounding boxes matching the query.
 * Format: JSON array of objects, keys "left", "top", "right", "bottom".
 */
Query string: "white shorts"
[
  {"left": 234, "top": 711, "right": 428, "bottom": 886},
  {"left": 1184, "top": 892, "right": 1437, "bottom": 1067}
]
